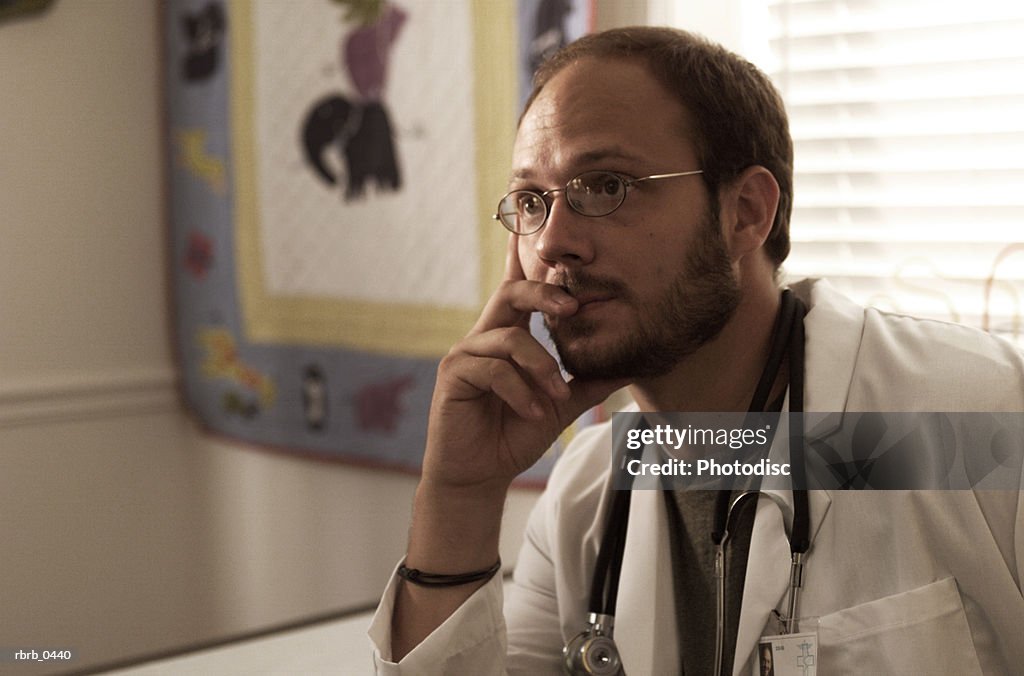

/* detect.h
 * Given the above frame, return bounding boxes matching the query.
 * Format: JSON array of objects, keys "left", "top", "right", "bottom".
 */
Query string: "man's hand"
[
  {"left": 391, "top": 236, "right": 626, "bottom": 661},
  {"left": 423, "top": 235, "right": 625, "bottom": 491}
]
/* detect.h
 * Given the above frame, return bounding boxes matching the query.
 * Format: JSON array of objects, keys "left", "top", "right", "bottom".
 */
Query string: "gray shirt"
[{"left": 666, "top": 488, "right": 756, "bottom": 676}]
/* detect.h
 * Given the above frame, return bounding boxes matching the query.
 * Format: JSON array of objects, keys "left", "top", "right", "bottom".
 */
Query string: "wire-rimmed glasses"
[{"left": 493, "top": 169, "right": 704, "bottom": 235}]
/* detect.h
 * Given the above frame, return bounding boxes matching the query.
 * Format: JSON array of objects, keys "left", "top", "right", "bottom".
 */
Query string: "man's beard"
[{"left": 544, "top": 211, "right": 741, "bottom": 381}]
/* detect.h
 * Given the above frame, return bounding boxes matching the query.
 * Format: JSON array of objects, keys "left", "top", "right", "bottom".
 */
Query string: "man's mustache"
[{"left": 551, "top": 272, "right": 630, "bottom": 302}]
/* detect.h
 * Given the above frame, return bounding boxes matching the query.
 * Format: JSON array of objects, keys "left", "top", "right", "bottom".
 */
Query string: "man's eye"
[
  {"left": 602, "top": 178, "right": 623, "bottom": 195},
  {"left": 519, "top": 194, "right": 543, "bottom": 215},
  {"left": 577, "top": 172, "right": 624, "bottom": 196}
]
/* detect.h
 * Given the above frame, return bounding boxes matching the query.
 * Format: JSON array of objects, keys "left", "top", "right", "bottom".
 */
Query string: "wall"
[
  {"left": 0, "top": 1, "right": 537, "bottom": 672},
  {"left": 0, "top": 0, "right": 203, "bottom": 671}
]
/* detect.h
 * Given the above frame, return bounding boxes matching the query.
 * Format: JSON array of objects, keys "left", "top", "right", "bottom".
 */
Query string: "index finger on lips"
[{"left": 470, "top": 279, "right": 577, "bottom": 335}]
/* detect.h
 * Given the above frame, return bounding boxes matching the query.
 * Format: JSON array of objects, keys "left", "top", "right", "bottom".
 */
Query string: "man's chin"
[
  {"left": 552, "top": 325, "right": 701, "bottom": 382},
  {"left": 553, "top": 337, "right": 654, "bottom": 382},
  {"left": 550, "top": 334, "right": 614, "bottom": 381},
  {"left": 547, "top": 315, "right": 668, "bottom": 381},
  {"left": 558, "top": 351, "right": 652, "bottom": 382}
]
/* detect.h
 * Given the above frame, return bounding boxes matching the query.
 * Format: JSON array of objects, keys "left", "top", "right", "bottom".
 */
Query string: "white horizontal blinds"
[{"left": 765, "top": 0, "right": 1024, "bottom": 345}]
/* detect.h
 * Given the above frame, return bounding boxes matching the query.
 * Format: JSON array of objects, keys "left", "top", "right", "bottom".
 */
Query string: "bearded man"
[{"left": 369, "top": 27, "right": 1024, "bottom": 675}]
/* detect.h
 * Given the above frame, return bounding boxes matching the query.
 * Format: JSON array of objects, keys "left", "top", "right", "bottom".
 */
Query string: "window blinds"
[{"left": 762, "top": 0, "right": 1024, "bottom": 345}]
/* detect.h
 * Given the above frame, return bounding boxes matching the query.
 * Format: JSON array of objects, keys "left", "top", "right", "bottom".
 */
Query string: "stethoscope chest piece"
[{"left": 563, "top": 613, "right": 625, "bottom": 675}]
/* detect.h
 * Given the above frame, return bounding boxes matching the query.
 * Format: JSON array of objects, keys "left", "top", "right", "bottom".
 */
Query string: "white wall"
[
  {"left": 0, "top": 1, "right": 539, "bottom": 672},
  {"left": 0, "top": 3, "right": 205, "bottom": 669}
]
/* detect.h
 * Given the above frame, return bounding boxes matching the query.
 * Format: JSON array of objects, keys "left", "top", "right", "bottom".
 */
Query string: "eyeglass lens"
[{"left": 497, "top": 171, "right": 627, "bottom": 234}]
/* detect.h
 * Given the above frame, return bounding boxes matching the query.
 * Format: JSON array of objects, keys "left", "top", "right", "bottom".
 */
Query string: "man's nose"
[{"left": 532, "top": 195, "right": 595, "bottom": 268}]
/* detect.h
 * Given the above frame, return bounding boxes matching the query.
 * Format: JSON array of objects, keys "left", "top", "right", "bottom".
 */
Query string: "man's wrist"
[
  {"left": 405, "top": 479, "right": 507, "bottom": 572},
  {"left": 398, "top": 558, "right": 501, "bottom": 587}
]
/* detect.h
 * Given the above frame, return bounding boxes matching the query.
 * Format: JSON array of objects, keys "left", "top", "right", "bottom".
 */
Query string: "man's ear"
[{"left": 720, "top": 166, "right": 780, "bottom": 260}]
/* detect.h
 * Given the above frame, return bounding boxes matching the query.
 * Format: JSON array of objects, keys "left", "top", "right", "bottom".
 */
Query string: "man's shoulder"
[
  {"left": 802, "top": 276, "right": 1022, "bottom": 361},
  {"left": 859, "top": 295, "right": 1024, "bottom": 386},
  {"left": 799, "top": 278, "right": 1024, "bottom": 410},
  {"left": 865, "top": 305, "right": 1020, "bottom": 356}
]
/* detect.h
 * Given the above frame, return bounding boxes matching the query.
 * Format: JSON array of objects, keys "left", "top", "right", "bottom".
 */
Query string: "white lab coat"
[{"left": 370, "top": 279, "right": 1024, "bottom": 675}]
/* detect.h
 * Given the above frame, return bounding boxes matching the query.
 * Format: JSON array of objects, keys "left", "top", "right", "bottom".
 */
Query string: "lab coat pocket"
[{"left": 817, "top": 576, "right": 982, "bottom": 675}]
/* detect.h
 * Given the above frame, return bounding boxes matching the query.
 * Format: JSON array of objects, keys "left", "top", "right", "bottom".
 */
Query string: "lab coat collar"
[
  {"left": 789, "top": 278, "right": 865, "bottom": 413},
  {"left": 614, "top": 486, "right": 679, "bottom": 675},
  {"left": 732, "top": 279, "right": 863, "bottom": 672}
]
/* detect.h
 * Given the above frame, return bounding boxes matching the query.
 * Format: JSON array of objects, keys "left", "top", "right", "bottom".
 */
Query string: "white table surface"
[{"left": 102, "top": 609, "right": 377, "bottom": 676}]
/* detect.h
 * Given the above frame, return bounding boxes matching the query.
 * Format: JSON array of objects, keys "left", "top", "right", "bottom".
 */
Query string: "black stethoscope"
[{"left": 563, "top": 290, "right": 810, "bottom": 676}]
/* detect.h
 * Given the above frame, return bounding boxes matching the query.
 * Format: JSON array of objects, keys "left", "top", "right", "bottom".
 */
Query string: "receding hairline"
[
  {"left": 521, "top": 52, "right": 680, "bottom": 122},
  {"left": 518, "top": 54, "right": 699, "bottom": 158}
]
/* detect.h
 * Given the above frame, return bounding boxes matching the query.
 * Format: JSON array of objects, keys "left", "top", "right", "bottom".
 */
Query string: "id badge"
[{"left": 758, "top": 631, "right": 818, "bottom": 676}]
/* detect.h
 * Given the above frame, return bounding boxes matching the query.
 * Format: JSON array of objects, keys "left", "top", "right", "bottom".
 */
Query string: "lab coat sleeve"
[
  {"left": 505, "top": 422, "right": 616, "bottom": 674},
  {"left": 366, "top": 482, "right": 583, "bottom": 675},
  {"left": 368, "top": 422, "right": 612, "bottom": 675},
  {"left": 503, "top": 491, "right": 571, "bottom": 674},
  {"left": 368, "top": 564, "right": 508, "bottom": 675}
]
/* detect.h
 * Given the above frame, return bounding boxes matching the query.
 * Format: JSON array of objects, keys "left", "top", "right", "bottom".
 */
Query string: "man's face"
[{"left": 512, "top": 56, "right": 741, "bottom": 380}]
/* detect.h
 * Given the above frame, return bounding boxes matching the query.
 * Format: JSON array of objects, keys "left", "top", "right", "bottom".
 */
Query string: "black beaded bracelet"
[{"left": 397, "top": 559, "right": 501, "bottom": 587}]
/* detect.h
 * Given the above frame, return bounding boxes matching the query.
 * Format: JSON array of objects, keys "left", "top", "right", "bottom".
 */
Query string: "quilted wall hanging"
[{"left": 164, "top": 0, "right": 596, "bottom": 483}]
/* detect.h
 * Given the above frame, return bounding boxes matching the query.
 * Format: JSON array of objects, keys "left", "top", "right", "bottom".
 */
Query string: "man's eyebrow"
[
  {"left": 508, "top": 168, "right": 534, "bottom": 182},
  {"left": 508, "top": 147, "right": 644, "bottom": 183},
  {"left": 573, "top": 147, "right": 643, "bottom": 165}
]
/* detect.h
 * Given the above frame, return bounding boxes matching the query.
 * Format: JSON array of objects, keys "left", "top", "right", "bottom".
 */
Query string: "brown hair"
[{"left": 525, "top": 26, "right": 793, "bottom": 266}]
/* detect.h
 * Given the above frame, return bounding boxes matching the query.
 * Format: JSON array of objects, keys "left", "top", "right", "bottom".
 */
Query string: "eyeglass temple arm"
[{"left": 629, "top": 169, "right": 704, "bottom": 186}]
